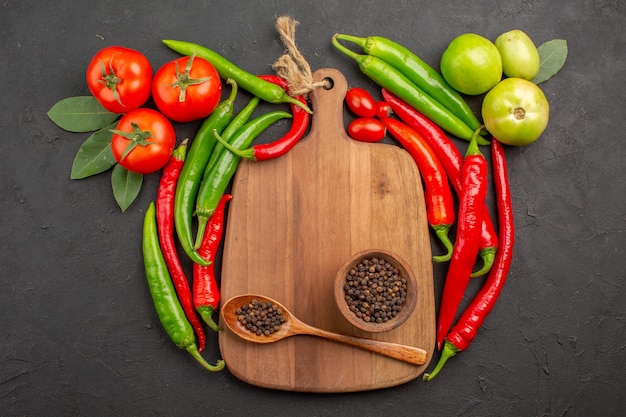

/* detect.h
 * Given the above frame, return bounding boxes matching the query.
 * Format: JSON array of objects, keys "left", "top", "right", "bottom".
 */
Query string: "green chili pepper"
[
  {"left": 206, "top": 96, "right": 260, "bottom": 175},
  {"left": 162, "top": 39, "right": 312, "bottom": 114},
  {"left": 334, "top": 34, "right": 484, "bottom": 134},
  {"left": 174, "top": 79, "right": 238, "bottom": 266},
  {"left": 193, "top": 110, "right": 292, "bottom": 249},
  {"left": 143, "top": 202, "right": 225, "bottom": 372},
  {"left": 332, "top": 35, "right": 488, "bottom": 145}
]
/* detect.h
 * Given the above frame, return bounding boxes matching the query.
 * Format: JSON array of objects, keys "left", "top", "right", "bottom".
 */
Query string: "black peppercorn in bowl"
[{"left": 334, "top": 249, "right": 418, "bottom": 333}]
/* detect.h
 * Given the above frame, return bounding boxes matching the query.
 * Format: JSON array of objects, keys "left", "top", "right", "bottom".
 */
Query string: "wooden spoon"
[{"left": 221, "top": 294, "right": 428, "bottom": 366}]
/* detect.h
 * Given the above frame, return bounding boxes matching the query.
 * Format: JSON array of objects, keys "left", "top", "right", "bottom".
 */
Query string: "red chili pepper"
[
  {"left": 423, "top": 139, "right": 514, "bottom": 381},
  {"left": 347, "top": 117, "right": 386, "bottom": 142},
  {"left": 226, "top": 74, "right": 310, "bottom": 161},
  {"left": 193, "top": 193, "right": 232, "bottom": 332},
  {"left": 381, "top": 89, "right": 497, "bottom": 276},
  {"left": 155, "top": 139, "right": 206, "bottom": 352},
  {"left": 435, "top": 133, "right": 489, "bottom": 349},
  {"left": 382, "top": 118, "right": 455, "bottom": 262}
]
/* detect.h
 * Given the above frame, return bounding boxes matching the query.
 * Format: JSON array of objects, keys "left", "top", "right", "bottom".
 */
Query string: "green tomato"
[
  {"left": 440, "top": 33, "right": 502, "bottom": 95},
  {"left": 481, "top": 78, "right": 550, "bottom": 146},
  {"left": 495, "top": 29, "right": 540, "bottom": 80}
]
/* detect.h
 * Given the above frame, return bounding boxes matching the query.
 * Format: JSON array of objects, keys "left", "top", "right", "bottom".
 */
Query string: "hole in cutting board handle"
[{"left": 322, "top": 77, "right": 334, "bottom": 90}]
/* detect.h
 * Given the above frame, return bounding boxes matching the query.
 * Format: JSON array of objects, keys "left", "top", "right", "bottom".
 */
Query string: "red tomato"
[
  {"left": 86, "top": 46, "right": 152, "bottom": 114},
  {"left": 345, "top": 87, "right": 377, "bottom": 118},
  {"left": 152, "top": 55, "right": 222, "bottom": 122},
  {"left": 347, "top": 117, "right": 386, "bottom": 142},
  {"left": 111, "top": 108, "right": 176, "bottom": 174},
  {"left": 375, "top": 101, "right": 392, "bottom": 119}
]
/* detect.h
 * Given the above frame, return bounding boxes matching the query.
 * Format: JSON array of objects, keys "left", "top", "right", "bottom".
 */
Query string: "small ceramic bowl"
[{"left": 334, "top": 249, "right": 418, "bottom": 333}]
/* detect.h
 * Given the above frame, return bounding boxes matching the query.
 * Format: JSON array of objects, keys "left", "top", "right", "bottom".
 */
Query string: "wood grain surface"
[{"left": 219, "top": 68, "right": 435, "bottom": 392}]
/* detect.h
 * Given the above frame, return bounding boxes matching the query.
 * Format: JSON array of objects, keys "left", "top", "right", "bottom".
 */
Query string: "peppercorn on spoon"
[{"left": 221, "top": 294, "right": 428, "bottom": 366}]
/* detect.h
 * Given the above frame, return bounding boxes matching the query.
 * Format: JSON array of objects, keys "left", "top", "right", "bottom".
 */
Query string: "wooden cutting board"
[{"left": 219, "top": 68, "right": 435, "bottom": 392}]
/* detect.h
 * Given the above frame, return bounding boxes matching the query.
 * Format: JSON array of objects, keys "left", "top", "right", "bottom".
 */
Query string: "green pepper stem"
[
  {"left": 213, "top": 129, "right": 256, "bottom": 160},
  {"left": 331, "top": 34, "right": 364, "bottom": 62},
  {"left": 334, "top": 33, "right": 368, "bottom": 51},
  {"left": 197, "top": 306, "right": 220, "bottom": 332},
  {"left": 185, "top": 344, "right": 225, "bottom": 372},
  {"left": 194, "top": 213, "right": 213, "bottom": 250},
  {"left": 422, "top": 339, "right": 460, "bottom": 381},
  {"left": 285, "top": 93, "right": 313, "bottom": 114},
  {"left": 171, "top": 138, "right": 189, "bottom": 160},
  {"left": 471, "top": 247, "right": 497, "bottom": 278},
  {"left": 467, "top": 126, "right": 488, "bottom": 154},
  {"left": 224, "top": 78, "right": 238, "bottom": 104},
  {"left": 432, "top": 225, "right": 454, "bottom": 263},
  {"left": 473, "top": 124, "right": 491, "bottom": 145}
]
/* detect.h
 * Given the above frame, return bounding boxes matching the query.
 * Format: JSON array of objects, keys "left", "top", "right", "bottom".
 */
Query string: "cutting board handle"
[{"left": 306, "top": 68, "right": 350, "bottom": 146}]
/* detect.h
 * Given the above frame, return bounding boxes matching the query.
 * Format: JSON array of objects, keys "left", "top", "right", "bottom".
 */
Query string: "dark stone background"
[{"left": 1, "top": 1, "right": 624, "bottom": 416}]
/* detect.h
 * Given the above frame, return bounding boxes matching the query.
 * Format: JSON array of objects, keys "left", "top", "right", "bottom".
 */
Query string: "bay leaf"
[
  {"left": 48, "top": 96, "right": 119, "bottom": 132},
  {"left": 70, "top": 123, "right": 118, "bottom": 179},
  {"left": 532, "top": 39, "right": 568, "bottom": 85},
  {"left": 111, "top": 164, "right": 143, "bottom": 212}
]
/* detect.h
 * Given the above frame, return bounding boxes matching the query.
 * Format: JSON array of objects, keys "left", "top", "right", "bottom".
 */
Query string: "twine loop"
[{"left": 271, "top": 16, "right": 330, "bottom": 97}]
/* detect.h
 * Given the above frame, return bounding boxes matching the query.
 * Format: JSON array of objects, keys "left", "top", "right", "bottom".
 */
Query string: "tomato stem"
[
  {"left": 169, "top": 54, "right": 214, "bottom": 103},
  {"left": 97, "top": 56, "right": 124, "bottom": 107},
  {"left": 111, "top": 122, "right": 154, "bottom": 161}
]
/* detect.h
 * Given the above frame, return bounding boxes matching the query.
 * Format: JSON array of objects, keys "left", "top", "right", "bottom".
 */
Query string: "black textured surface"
[{"left": 1, "top": 1, "right": 625, "bottom": 416}]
